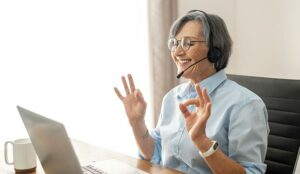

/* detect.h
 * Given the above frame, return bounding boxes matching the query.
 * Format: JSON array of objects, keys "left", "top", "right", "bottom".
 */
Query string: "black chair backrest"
[{"left": 227, "top": 74, "right": 300, "bottom": 174}]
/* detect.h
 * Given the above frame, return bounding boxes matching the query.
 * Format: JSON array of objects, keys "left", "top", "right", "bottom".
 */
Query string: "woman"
[{"left": 114, "top": 10, "right": 269, "bottom": 174}]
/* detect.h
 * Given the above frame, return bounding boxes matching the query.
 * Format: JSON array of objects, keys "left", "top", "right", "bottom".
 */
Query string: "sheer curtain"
[
  {"left": 0, "top": 0, "right": 149, "bottom": 156},
  {"left": 148, "top": 0, "right": 179, "bottom": 126}
]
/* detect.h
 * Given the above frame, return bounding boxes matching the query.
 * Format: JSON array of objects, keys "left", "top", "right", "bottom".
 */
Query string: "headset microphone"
[{"left": 176, "top": 57, "right": 208, "bottom": 79}]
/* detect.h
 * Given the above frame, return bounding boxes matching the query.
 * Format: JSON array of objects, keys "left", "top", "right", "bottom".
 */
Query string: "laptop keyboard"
[{"left": 82, "top": 165, "right": 107, "bottom": 174}]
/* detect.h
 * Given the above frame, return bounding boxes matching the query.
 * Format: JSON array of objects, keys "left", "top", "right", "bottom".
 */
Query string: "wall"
[
  {"left": 0, "top": 0, "right": 149, "bottom": 157},
  {"left": 178, "top": 0, "right": 300, "bottom": 79}
]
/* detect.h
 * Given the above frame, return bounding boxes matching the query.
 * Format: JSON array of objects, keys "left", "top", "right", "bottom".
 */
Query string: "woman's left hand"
[{"left": 179, "top": 84, "right": 211, "bottom": 147}]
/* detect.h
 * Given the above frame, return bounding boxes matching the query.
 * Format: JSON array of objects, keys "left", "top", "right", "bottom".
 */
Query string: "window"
[{"left": 0, "top": 0, "right": 149, "bottom": 156}]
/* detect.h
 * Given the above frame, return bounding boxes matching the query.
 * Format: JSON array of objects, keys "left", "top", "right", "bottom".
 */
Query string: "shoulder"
[
  {"left": 212, "top": 78, "right": 267, "bottom": 118},
  {"left": 220, "top": 78, "right": 264, "bottom": 103},
  {"left": 217, "top": 79, "right": 267, "bottom": 120}
]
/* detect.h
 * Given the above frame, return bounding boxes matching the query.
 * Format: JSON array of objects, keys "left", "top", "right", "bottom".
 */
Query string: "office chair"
[{"left": 227, "top": 74, "right": 300, "bottom": 174}]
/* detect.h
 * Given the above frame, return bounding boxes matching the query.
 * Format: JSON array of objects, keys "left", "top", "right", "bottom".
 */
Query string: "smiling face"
[{"left": 172, "top": 20, "right": 216, "bottom": 84}]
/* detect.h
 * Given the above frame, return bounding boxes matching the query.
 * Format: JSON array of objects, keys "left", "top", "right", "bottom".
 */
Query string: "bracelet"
[
  {"left": 199, "top": 141, "right": 219, "bottom": 158},
  {"left": 142, "top": 130, "right": 149, "bottom": 140}
]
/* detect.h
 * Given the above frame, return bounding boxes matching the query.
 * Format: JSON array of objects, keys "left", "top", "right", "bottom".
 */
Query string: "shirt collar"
[{"left": 177, "top": 70, "right": 227, "bottom": 99}]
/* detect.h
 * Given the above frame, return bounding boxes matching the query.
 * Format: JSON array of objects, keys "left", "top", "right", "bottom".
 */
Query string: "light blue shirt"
[{"left": 140, "top": 70, "right": 269, "bottom": 174}]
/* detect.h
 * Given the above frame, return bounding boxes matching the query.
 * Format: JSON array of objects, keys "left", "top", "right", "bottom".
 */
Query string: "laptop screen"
[
  {"left": 17, "top": 106, "right": 83, "bottom": 174},
  {"left": 17, "top": 106, "right": 149, "bottom": 174}
]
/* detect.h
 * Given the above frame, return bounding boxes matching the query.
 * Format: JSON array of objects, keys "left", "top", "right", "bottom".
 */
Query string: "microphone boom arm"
[{"left": 176, "top": 57, "right": 208, "bottom": 79}]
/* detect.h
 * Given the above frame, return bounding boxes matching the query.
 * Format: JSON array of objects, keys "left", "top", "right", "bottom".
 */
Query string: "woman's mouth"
[{"left": 177, "top": 59, "right": 192, "bottom": 69}]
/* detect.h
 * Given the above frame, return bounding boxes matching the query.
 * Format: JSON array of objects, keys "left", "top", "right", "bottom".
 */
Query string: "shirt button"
[{"left": 184, "top": 164, "right": 188, "bottom": 170}]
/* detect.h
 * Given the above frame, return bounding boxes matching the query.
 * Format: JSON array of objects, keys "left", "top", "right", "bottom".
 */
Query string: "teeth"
[{"left": 178, "top": 59, "right": 191, "bottom": 64}]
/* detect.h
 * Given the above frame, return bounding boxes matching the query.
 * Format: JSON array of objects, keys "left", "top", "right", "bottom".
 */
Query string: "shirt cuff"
[
  {"left": 239, "top": 161, "right": 267, "bottom": 174},
  {"left": 137, "top": 129, "right": 161, "bottom": 164}
]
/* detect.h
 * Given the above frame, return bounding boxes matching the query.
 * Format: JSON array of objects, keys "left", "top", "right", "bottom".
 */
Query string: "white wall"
[
  {"left": 0, "top": 0, "right": 150, "bottom": 157},
  {"left": 178, "top": 0, "right": 300, "bottom": 79}
]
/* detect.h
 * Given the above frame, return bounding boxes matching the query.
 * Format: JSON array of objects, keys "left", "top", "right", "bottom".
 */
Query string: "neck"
[{"left": 190, "top": 65, "right": 216, "bottom": 84}]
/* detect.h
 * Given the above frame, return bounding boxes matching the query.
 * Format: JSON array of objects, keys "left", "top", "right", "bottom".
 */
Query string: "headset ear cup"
[{"left": 208, "top": 47, "right": 222, "bottom": 63}]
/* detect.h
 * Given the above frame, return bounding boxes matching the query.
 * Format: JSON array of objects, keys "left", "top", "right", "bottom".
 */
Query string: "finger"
[
  {"left": 203, "top": 103, "right": 211, "bottom": 123},
  {"left": 193, "top": 103, "right": 211, "bottom": 133},
  {"left": 195, "top": 84, "right": 204, "bottom": 108},
  {"left": 121, "top": 76, "right": 130, "bottom": 95},
  {"left": 182, "top": 99, "right": 200, "bottom": 107},
  {"left": 127, "top": 74, "right": 136, "bottom": 93},
  {"left": 202, "top": 88, "right": 211, "bottom": 104},
  {"left": 179, "top": 103, "right": 191, "bottom": 118},
  {"left": 114, "top": 87, "right": 124, "bottom": 100},
  {"left": 135, "top": 89, "right": 144, "bottom": 102}
]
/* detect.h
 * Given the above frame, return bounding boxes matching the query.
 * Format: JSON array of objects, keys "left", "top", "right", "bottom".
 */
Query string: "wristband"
[{"left": 199, "top": 140, "right": 219, "bottom": 158}]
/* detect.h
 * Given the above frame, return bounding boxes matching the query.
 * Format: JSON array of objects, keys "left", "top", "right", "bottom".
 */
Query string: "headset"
[{"left": 188, "top": 10, "right": 222, "bottom": 63}]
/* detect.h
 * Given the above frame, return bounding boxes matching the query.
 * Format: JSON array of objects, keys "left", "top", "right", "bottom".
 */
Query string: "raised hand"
[
  {"left": 114, "top": 74, "right": 147, "bottom": 126},
  {"left": 179, "top": 84, "right": 211, "bottom": 145}
]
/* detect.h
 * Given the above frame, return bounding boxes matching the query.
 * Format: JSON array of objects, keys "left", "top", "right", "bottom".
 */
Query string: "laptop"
[
  {"left": 17, "top": 106, "right": 148, "bottom": 174},
  {"left": 293, "top": 147, "right": 300, "bottom": 174}
]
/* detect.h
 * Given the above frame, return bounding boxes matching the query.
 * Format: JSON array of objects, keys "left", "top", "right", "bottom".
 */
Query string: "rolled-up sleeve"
[
  {"left": 138, "top": 128, "right": 162, "bottom": 164},
  {"left": 228, "top": 99, "right": 270, "bottom": 174}
]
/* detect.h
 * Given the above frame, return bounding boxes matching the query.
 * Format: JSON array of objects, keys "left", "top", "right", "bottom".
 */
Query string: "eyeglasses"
[{"left": 168, "top": 37, "right": 207, "bottom": 52}]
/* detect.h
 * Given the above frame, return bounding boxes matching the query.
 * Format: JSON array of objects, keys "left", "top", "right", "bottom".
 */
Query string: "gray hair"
[{"left": 169, "top": 11, "right": 233, "bottom": 71}]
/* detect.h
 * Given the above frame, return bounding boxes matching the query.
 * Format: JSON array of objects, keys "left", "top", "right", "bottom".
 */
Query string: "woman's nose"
[{"left": 173, "top": 46, "right": 185, "bottom": 56}]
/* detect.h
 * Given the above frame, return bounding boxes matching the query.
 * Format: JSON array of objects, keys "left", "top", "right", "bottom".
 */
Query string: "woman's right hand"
[{"left": 114, "top": 74, "right": 147, "bottom": 126}]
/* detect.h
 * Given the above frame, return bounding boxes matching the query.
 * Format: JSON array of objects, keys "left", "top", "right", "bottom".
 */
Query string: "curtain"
[{"left": 148, "top": 0, "right": 179, "bottom": 127}]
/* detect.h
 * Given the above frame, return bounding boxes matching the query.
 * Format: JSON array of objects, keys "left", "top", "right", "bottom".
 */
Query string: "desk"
[{"left": 1, "top": 139, "right": 183, "bottom": 174}]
